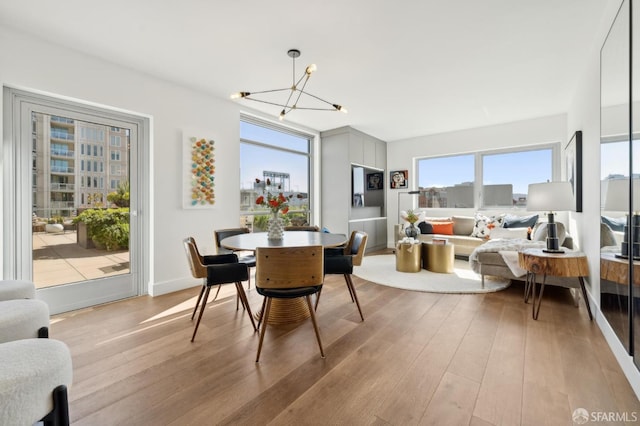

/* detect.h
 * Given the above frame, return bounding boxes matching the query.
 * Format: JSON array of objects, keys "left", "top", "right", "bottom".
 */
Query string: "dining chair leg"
[
  {"left": 235, "top": 282, "right": 258, "bottom": 332},
  {"left": 256, "top": 297, "right": 272, "bottom": 362},
  {"left": 191, "top": 285, "right": 206, "bottom": 320},
  {"left": 257, "top": 297, "right": 267, "bottom": 330},
  {"left": 345, "top": 275, "right": 364, "bottom": 321},
  {"left": 344, "top": 274, "right": 355, "bottom": 303},
  {"left": 191, "top": 286, "right": 212, "bottom": 342},
  {"left": 305, "top": 295, "right": 325, "bottom": 358}
]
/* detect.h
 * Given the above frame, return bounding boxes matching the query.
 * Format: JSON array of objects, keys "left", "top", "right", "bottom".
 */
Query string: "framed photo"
[
  {"left": 390, "top": 170, "right": 408, "bottom": 189},
  {"left": 366, "top": 172, "right": 383, "bottom": 190},
  {"left": 565, "top": 130, "right": 582, "bottom": 212}
]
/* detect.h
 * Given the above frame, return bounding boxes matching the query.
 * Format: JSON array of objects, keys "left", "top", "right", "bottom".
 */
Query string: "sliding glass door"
[{"left": 4, "top": 88, "right": 149, "bottom": 314}]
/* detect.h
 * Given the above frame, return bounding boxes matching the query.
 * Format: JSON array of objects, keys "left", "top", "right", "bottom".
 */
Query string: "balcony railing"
[
  {"left": 51, "top": 116, "right": 74, "bottom": 125},
  {"left": 51, "top": 149, "right": 75, "bottom": 158},
  {"left": 50, "top": 130, "right": 74, "bottom": 141},
  {"left": 50, "top": 183, "right": 75, "bottom": 191},
  {"left": 50, "top": 166, "right": 74, "bottom": 173}
]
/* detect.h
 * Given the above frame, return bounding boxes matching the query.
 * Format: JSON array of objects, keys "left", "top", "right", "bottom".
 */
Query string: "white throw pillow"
[{"left": 471, "top": 213, "right": 504, "bottom": 239}]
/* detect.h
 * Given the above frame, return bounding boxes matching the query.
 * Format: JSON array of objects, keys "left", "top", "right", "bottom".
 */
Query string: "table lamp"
[
  {"left": 527, "top": 182, "right": 574, "bottom": 253},
  {"left": 603, "top": 178, "right": 640, "bottom": 259}
]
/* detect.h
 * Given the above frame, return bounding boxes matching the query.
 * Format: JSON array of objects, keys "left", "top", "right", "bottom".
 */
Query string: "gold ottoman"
[
  {"left": 423, "top": 242, "right": 455, "bottom": 273},
  {"left": 396, "top": 242, "right": 422, "bottom": 272}
]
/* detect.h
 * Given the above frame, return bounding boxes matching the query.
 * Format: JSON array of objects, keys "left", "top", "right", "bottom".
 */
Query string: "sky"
[
  {"left": 418, "top": 149, "right": 552, "bottom": 194},
  {"left": 240, "top": 121, "right": 309, "bottom": 193}
]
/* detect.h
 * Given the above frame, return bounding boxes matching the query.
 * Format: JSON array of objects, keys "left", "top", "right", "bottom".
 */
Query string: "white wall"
[
  {"left": 386, "top": 113, "right": 567, "bottom": 238},
  {"left": 0, "top": 26, "right": 254, "bottom": 295}
]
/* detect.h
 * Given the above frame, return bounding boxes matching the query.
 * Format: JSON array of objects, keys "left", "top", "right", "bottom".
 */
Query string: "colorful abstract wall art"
[{"left": 183, "top": 134, "right": 216, "bottom": 208}]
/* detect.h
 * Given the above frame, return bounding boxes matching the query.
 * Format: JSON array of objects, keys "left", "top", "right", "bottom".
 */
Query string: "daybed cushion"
[
  {"left": 532, "top": 221, "right": 567, "bottom": 246},
  {"left": 417, "top": 221, "right": 433, "bottom": 234},
  {"left": 602, "top": 215, "right": 626, "bottom": 232},
  {"left": 502, "top": 213, "right": 538, "bottom": 228},
  {"left": 601, "top": 222, "right": 619, "bottom": 248},
  {"left": 430, "top": 221, "right": 454, "bottom": 235},
  {"left": 452, "top": 215, "right": 475, "bottom": 236},
  {"left": 470, "top": 213, "right": 504, "bottom": 239}
]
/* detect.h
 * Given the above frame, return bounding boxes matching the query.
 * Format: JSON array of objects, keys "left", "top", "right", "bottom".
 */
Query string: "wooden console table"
[{"left": 518, "top": 248, "right": 592, "bottom": 320}]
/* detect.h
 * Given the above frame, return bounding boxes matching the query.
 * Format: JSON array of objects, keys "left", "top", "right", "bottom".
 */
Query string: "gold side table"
[
  {"left": 396, "top": 242, "right": 422, "bottom": 272},
  {"left": 423, "top": 242, "right": 455, "bottom": 273}
]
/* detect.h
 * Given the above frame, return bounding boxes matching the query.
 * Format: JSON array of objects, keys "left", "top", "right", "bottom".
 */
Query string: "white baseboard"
[{"left": 150, "top": 276, "right": 199, "bottom": 296}]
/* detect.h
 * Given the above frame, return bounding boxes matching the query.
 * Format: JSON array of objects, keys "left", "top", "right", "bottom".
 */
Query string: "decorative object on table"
[
  {"left": 603, "top": 177, "right": 640, "bottom": 259},
  {"left": 255, "top": 178, "right": 293, "bottom": 240},
  {"left": 401, "top": 209, "right": 421, "bottom": 238},
  {"left": 230, "top": 49, "right": 347, "bottom": 121},
  {"left": 397, "top": 190, "right": 420, "bottom": 237},
  {"left": 183, "top": 132, "right": 215, "bottom": 209},
  {"left": 390, "top": 170, "right": 409, "bottom": 189},
  {"left": 564, "top": 130, "right": 583, "bottom": 212},
  {"left": 526, "top": 181, "right": 574, "bottom": 253}
]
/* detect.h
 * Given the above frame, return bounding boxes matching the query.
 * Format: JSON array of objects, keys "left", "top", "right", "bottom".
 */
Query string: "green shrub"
[{"left": 73, "top": 208, "right": 129, "bottom": 250}]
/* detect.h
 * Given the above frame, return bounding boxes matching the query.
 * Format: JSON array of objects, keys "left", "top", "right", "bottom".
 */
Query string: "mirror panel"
[{"left": 600, "top": 0, "right": 631, "bottom": 354}]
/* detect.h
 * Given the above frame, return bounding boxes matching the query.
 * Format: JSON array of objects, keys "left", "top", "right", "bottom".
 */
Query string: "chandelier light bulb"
[
  {"left": 279, "top": 109, "right": 286, "bottom": 121},
  {"left": 305, "top": 64, "right": 317, "bottom": 75},
  {"left": 230, "top": 92, "right": 249, "bottom": 99},
  {"left": 333, "top": 104, "right": 348, "bottom": 113}
]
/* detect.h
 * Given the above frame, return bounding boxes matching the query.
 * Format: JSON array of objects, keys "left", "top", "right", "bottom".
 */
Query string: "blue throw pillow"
[
  {"left": 601, "top": 216, "right": 626, "bottom": 232},
  {"left": 321, "top": 226, "right": 331, "bottom": 233},
  {"left": 502, "top": 214, "right": 538, "bottom": 228}
]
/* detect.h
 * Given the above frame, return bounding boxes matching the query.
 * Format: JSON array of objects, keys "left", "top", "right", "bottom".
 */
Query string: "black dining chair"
[
  {"left": 183, "top": 237, "right": 257, "bottom": 341},
  {"left": 321, "top": 231, "right": 368, "bottom": 321},
  {"left": 214, "top": 228, "right": 256, "bottom": 290},
  {"left": 254, "top": 245, "right": 325, "bottom": 361}
]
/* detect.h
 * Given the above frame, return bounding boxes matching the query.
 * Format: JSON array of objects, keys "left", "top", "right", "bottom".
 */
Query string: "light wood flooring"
[{"left": 51, "top": 261, "right": 640, "bottom": 425}]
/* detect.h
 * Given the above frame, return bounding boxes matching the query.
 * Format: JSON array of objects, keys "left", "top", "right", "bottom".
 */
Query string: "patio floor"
[{"left": 32, "top": 230, "right": 130, "bottom": 289}]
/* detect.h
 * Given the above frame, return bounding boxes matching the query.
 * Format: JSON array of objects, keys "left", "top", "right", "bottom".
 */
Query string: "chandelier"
[{"left": 231, "top": 49, "right": 347, "bottom": 121}]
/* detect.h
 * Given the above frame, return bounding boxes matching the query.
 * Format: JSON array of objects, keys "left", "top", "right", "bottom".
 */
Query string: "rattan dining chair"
[
  {"left": 214, "top": 228, "right": 256, "bottom": 290},
  {"left": 183, "top": 237, "right": 257, "bottom": 342},
  {"left": 321, "top": 231, "right": 368, "bottom": 321},
  {"left": 254, "top": 245, "right": 325, "bottom": 362}
]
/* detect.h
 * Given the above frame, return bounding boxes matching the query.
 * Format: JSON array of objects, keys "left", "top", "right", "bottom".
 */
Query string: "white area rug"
[{"left": 354, "top": 255, "right": 511, "bottom": 294}]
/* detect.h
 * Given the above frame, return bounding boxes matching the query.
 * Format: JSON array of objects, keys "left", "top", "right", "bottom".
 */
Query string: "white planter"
[{"left": 45, "top": 223, "right": 64, "bottom": 233}]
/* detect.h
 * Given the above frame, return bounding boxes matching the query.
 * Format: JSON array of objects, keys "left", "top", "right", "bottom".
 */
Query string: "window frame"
[
  {"left": 239, "top": 114, "right": 317, "bottom": 225},
  {"left": 416, "top": 143, "right": 561, "bottom": 210}
]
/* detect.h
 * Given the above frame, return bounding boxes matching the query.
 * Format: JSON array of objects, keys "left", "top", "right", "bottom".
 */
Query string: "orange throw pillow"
[{"left": 429, "top": 221, "right": 454, "bottom": 235}]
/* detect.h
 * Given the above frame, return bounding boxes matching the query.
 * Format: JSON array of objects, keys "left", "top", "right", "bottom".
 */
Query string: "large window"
[
  {"left": 240, "top": 117, "right": 312, "bottom": 230},
  {"left": 417, "top": 145, "right": 554, "bottom": 209}
]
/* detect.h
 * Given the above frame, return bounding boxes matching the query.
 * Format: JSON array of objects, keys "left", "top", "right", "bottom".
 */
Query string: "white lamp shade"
[
  {"left": 527, "top": 182, "right": 574, "bottom": 212},
  {"left": 603, "top": 178, "right": 640, "bottom": 212}
]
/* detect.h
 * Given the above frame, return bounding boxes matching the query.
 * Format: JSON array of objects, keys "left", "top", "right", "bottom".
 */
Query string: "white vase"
[{"left": 267, "top": 212, "right": 284, "bottom": 240}]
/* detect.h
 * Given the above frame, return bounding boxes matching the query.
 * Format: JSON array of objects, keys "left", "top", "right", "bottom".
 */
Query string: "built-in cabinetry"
[{"left": 321, "top": 126, "right": 387, "bottom": 251}]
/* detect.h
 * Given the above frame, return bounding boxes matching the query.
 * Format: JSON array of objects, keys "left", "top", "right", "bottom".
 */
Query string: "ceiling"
[{"left": 0, "top": 0, "right": 613, "bottom": 142}]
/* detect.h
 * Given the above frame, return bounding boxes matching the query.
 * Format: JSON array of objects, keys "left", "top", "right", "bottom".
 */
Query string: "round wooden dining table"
[
  {"left": 220, "top": 231, "right": 348, "bottom": 325},
  {"left": 219, "top": 231, "right": 347, "bottom": 251}
]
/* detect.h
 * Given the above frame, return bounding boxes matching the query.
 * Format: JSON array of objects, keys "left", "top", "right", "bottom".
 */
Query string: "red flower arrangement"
[{"left": 255, "top": 178, "right": 292, "bottom": 214}]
